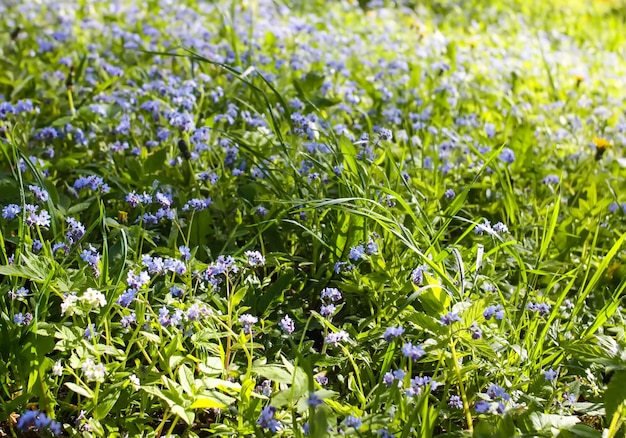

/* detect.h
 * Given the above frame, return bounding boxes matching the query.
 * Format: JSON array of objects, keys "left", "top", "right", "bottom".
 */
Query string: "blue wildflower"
[
  {"left": 449, "top": 395, "right": 463, "bottom": 409},
  {"left": 321, "top": 287, "right": 342, "bottom": 302},
  {"left": 440, "top": 312, "right": 462, "bottom": 326},
  {"left": 348, "top": 244, "right": 365, "bottom": 261},
  {"left": 2, "top": 204, "right": 21, "bottom": 220},
  {"left": 544, "top": 369, "right": 558, "bottom": 381},
  {"left": 383, "top": 325, "right": 405, "bottom": 342},
  {"left": 278, "top": 315, "right": 295, "bottom": 334},
  {"left": 483, "top": 305, "right": 505, "bottom": 321},
  {"left": 475, "top": 401, "right": 491, "bottom": 414},
  {"left": 401, "top": 342, "right": 425, "bottom": 361},
  {"left": 345, "top": 415, "right": 362, "bottom": 429},
  {"left": 257, "top": 406, "right": 282, "bottom": 432},
  {"left": 411, "top": 265, "right": 428, "bottom": 285}
]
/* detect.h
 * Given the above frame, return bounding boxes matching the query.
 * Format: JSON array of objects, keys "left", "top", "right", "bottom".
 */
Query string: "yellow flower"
[{"left": 593, "top": 137, "right": 610, "bottom": 160}]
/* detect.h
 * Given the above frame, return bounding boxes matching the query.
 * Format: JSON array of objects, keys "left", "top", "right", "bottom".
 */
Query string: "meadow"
[{"left": 2, "top": 0, "right": 626, "bottom": 436}]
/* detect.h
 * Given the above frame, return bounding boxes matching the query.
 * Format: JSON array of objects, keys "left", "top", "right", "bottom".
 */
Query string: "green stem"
[{"left": 450, "top": 340, "right": 473, "bottom": 432}]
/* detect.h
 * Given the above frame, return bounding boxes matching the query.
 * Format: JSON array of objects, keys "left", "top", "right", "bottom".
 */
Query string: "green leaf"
[
  {"left": 94, "top": 390, "right": 121, "bottom": 419},
  {"left": 605, "top": 371, "right": 626, "bottom": 423},
  {"left": 0, "top": 264, "right": 45, "bottom": 282},
  {"left": 65, "top": 382, "right": 94, "bottom": 399},
  {"left": 190, "top": 396, "right": 227, "bottom": 410},
  {"left": 528, "top": 412, "right": 579, "bottom": 431}
]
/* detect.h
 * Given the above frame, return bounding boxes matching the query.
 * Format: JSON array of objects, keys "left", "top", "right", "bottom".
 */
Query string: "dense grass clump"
[{"left": 2, "top": 0, "right": 626, "bottom": 436}]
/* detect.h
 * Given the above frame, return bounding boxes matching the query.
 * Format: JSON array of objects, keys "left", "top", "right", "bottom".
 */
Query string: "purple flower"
[
  {"left": 84, "top": 323, "right": 98, "bottom": 340},
  {"left": 527, "top": 302, "right": 551, "bottom": 316},
  {"left": 543, "top": 174, "right": 560, "bottom": 185},
  {"left": 345, "top": 415, "right": 362, "bottom": 429},
  {"left": 2, "top": 204, "right": 21, "bottom": 220},
  {"left": 486, "top": 384, "right": 510, "bottom": 401},
  {"left": 401, "top": 342, "right": 425, "bottom": 361},
  {"left": 499, "top": 148, "right": 515, "bottom": 164},
  {"left": 179, "top": 245, "right": 191, "bottom": 261},
  {"left": 321, "top": 287, "right": 342, "bottom": 302},
  {"left": 475, "top": 401, "right": 491, "bottom": 414},
  {"left": 307, "top": 393, "right": 323, "bottom": 408},
  {"left": 315, "top": 374, "right": 328, "bottom": 386},
  {"left": 449, "top": 395, "right": 463, "bottom": 409},
  {"left": 544, "top": 369, "right": 558, "bottom": 381},
  {"left": 366, "top": 240, "right": 379, "bottom": 255},
  {"left": 483, "top": 305, "right": 505, "bottom": 321},
  {"left": 66, "top": 217, "right": 86, "bottom": 245},
  {"left": 470, "top": 323, "right": 482, "bottom": 339},
  {"left": 17, "top": 410, "right": 62, "bottom": 436},
  {"left": 411, "top": 265, "right": 428, "bottom": 285},
  {"left": 244, "top": 250, "right": 265, "bottom": 267},
  {"left": 320, "top": 304, "right": 336, "bottom": 317},
  {"left": 324, "top": 331, "right": 349, "bottom": 347},
  {"left": 383, "top": 325, "right": 405, "bottom": 342},
  {"left": 378, "top": 128, "right": 393, "bottom": 141},
  {"left": 257, "top": 406, "right": 281, "bottom": 432},
  {"left": 349, "top": 245, "right": 365, "bottom": 261},
  {"left": 278, "top": 315, "right": 295, "bottom": 334},
  {"left": 440, "top": 312, "right": 462, "bottom": 326},
  {"left": 29, "top": 185, "right": 49, "bottom": 202},
  {"left": 158, "top": 307, "right": 171, "bottom": 327},
  {"left": 182, "top": 198, "right": 212, "bottom": 212},
  {"left": 239, "top": 314, "right": 258, "bottom": 334}
]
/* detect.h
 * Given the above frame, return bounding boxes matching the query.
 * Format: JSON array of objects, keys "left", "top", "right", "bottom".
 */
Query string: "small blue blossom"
[
  {"left": 448, "top": 395, "right": 464, "bottom": 409},
  {"left": 29, "top": 185, "right": 49, "bottom": 202},
  {"left": 527, "top": 302, "right": 551, "bottom": 316},
  {"left": 366, "top": 239, "right": 379, "bottom": 255},
  {"left": 543, "top": 174, "right": 560, "bottom": 185},
  {"left": 257, "top": 406, "right": 282, "bottom": 432},
  {"left": 345, "top": 415, "right": 362, "bottom": 429},
  {"left": 324, "top": 330, "right": 349, "bottom": 347},
  {"left": 475, "top": 401, "right": 491, "bottom": 414},
  {"left": 470, "top": 323, "right": 482, "bottom": 339},
  {"left": 411, "top": 265, "right": 428, "bottom": 285},
  {"left": 84, "top": 323, "right": 98, "bottom": 340},
  {"left": 483, "top": 305, "right": 505, "bottom": 321},
  {"left": 2, "top": 204, "right": 21, "bottom": 220},
  {"left": 32, "top": 239, "right": 43, "bottom": 253},
  {"left": 486, "top": 384, "right": 510, "bottom": 401},
  {"left": 239, "top": 313, "right": 258, "bottom": 334},
  {"left": 307, "top": 392, "right": 323, "bottom": 408},
  {"left": 383, "top": 325, "right": 405, "bottom": 342},
  {"left": 544, "top": 368, "right": 558, "bottom": 381},
  {"left": 182, "top": 198, "right": 212, "bottom": 212},
  {"left": 17, "top": 410, "right": 62, "bottom": 436},
  {"left": 320, "top": 304, "right": 336, "bottom": 317},
  {"left": 279, "top": 315, "right": 295, "bottom": 334},
  {"left": 321, "top": 287, "right": 342, "bottom": 302},
  {"left": 401, "top": 342, "right": 425, "bottom": 361},
  {"left": 499, "top": 147, "right": 515, "bottom": 164},
  {"left": 179, "top": 245, "right": 191, "bottom": 261},
  {"left": 244, "top": 250, "right": 265, "bottom": 267},
  {"left": 378, "top": 128, "right": 393, "bottom": 141},
  {"left": 348, "top": 244, "right": 365, "bottom": 261},
  {"left": 440, "top": 312, "right": 462, "bottom": 326}
]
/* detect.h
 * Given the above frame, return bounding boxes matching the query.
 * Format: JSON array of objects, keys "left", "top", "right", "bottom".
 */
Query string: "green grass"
[{"left": 1, "top": 0, "right": 626, "bottom": 437}]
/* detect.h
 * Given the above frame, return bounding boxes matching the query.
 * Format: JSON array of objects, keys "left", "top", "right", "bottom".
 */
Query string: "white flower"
[
  {"left": 52, "top": 361, "right": 63, "bottom": 376},
  {"left": 61, "top": 293, "right": 79, "bottom": 316},
  {"left": 82, "top": 287, "right": 107, "bottom": 308},
  {"left": 82, "top": 358, "right": 106, "bottom": 383},
  {"left": 129, "top": 374, "right": 140, "bottom": 390}
]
